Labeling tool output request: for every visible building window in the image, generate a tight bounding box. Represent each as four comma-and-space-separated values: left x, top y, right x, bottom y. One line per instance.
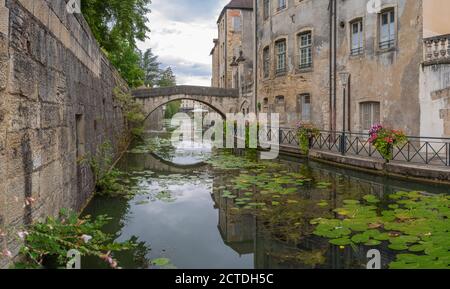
275, 39, 286, 74
263, 0, 270, 20
277, 0, 286, 11
263, 46, 270, 78
298, 94, 311, 122
275, 95, 285, 104
232, 16, 241, 32
351, 19, 364, 55
379, 9, 395, 49
360, 102, 380, 131
298, 31, 312, 69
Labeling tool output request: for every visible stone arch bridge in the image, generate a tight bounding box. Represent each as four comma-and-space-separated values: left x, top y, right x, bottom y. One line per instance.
132, 86, 240, 118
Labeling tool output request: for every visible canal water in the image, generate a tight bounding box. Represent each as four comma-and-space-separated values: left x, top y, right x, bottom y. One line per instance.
81, 127, 449, 269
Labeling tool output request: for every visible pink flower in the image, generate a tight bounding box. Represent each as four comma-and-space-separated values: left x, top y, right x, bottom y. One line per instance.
2, 249, 12, 259
81, 234, 93, 243
17, 231, 29, 240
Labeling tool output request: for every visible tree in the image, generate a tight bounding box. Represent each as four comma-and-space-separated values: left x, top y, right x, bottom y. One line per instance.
158, 67, 176, 88
107, 40, 145, 88
81, 0, 151, 87
164, 100, 181, 119
81, 0, 151, 52
140, 49, 161, 88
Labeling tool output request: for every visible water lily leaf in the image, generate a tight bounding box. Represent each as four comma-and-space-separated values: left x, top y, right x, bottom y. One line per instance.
388, 243, 409, 251
317, 201, 329, 207
408, 244, 426, 252
152, 258, 171, 266
363, 195, 380, 204
365, 239, 382, 246
351, 233, 370, 244
329, 237, 351, 246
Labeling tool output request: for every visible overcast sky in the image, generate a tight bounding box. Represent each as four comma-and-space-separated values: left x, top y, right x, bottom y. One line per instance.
137, 0, 229, 86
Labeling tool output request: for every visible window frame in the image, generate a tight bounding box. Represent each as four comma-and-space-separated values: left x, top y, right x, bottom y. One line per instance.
275, 39, 287, 75
263, 0, 270, 20
378, 8, 396, 50
350, 18, 364, 56
277, 0, 287, 12
298, 93, 312, 122
360, 102, 381, 131
263, 46, 270, 78
298, 31, 313, 69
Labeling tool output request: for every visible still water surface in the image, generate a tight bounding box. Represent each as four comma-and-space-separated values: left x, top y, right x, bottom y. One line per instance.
82, 129, 449, 269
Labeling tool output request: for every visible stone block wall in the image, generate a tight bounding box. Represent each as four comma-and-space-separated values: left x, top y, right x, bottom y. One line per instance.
0, 0, 128, 267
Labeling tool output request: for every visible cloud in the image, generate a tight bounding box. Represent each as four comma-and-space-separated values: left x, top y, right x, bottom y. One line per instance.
159, 56, 211, 77
151, 0, 227, 23
137, 0, 230, 86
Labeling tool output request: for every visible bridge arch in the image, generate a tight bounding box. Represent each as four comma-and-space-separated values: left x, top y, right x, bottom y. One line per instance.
132, 86, 240, 120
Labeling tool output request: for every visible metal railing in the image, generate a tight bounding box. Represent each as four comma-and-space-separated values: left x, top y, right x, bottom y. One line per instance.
258, 128, 450, 167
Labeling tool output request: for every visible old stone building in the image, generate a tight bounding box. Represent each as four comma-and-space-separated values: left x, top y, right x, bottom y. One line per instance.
212, 0, 255, 113
214, 0, 450, 137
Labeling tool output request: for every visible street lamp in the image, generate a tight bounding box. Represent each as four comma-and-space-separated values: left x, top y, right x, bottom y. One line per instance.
339, 72, 350, 155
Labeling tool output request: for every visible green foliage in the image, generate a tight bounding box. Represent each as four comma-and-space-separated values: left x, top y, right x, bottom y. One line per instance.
107, 41, 145, 87
81, 0, 151, 52
114, 88, 146, 138
296, 123, 319, 155
368, 125, 408, 161
14, 209, 135, 269
310, 191, 450, 269
158, 67, 177, 88
81, 0, 151, 87
165, 100, 181, 119
90, 142, 129, 197
141, 48, 161, 88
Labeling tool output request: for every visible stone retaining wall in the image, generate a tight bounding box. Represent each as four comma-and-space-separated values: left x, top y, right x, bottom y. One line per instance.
0, 0, 128, 267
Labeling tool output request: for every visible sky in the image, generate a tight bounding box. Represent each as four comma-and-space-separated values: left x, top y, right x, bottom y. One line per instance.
137, 0, 230, 86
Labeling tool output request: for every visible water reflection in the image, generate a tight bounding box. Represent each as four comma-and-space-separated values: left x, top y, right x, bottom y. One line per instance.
82, 131, 449, 269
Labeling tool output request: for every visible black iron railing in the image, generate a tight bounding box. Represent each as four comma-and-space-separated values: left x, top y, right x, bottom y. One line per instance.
257, 128, 450, 167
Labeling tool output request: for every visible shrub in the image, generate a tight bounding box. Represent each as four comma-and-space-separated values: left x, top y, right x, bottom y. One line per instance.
90, 142, 129, 197
14, 209, 134, 269
296, 122, 319, 155
114, 87, 146, 138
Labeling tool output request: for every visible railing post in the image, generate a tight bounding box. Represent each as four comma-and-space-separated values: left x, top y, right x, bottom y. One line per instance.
341, 131, 346, 155
447, 142, 450, 166
279, 129, 283, 145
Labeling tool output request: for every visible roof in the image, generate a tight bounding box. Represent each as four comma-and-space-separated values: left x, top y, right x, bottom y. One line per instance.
217, 0, 253, 23
225, 0, 253, 10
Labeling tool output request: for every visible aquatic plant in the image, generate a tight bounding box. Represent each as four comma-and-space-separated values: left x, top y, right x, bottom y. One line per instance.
13, 209, 135, 269
89, 142, 131, 198
310, 191, 450, 269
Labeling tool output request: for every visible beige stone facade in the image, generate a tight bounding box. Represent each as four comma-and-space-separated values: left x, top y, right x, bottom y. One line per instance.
213, 0, 254, 114
212, 0, 450, 137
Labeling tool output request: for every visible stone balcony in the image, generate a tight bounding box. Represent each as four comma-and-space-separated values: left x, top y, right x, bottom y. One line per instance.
423, 34, 450, 66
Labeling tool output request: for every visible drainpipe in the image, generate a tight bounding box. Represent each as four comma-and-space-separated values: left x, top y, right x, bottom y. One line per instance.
329, 0, 333, 131
225, 11, 228, 88
253, 0, 258, 115
333, 0, 337, 132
